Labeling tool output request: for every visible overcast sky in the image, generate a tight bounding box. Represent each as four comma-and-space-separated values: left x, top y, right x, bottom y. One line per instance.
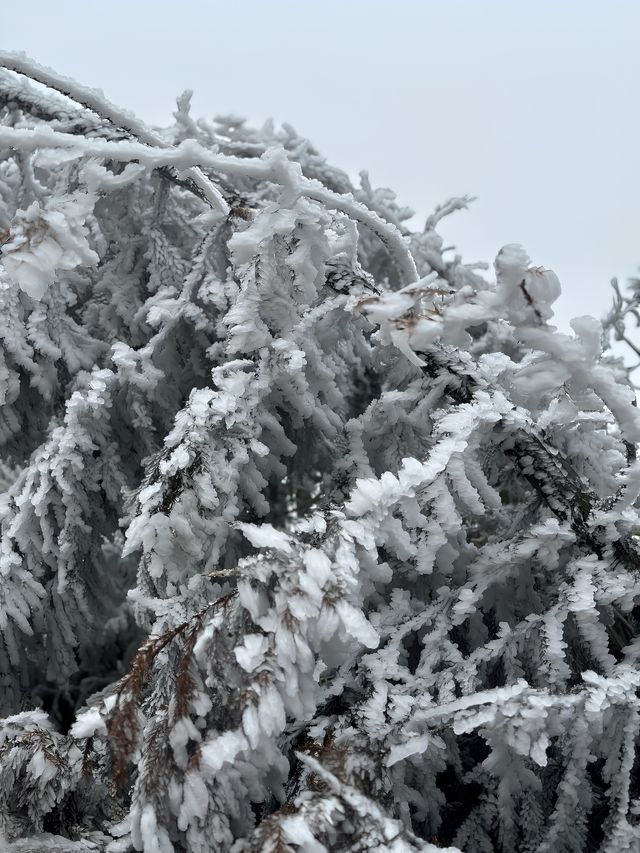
3, 1, 639, 332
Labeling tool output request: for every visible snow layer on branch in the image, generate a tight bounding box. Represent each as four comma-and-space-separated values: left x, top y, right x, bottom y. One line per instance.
1, 193, 98, 298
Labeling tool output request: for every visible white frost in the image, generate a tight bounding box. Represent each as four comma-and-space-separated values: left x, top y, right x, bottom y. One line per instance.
1, 193, 98, 299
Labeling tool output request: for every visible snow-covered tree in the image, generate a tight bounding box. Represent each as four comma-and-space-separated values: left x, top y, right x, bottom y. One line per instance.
1, 52, 640, 852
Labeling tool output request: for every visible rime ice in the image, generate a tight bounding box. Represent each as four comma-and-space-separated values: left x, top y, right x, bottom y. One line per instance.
1, 50, 640, 853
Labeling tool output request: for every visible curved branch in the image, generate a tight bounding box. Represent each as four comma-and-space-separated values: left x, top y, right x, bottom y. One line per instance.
0, 51, 229, 216
0, 125, 419, 285
302, 178, 418, 285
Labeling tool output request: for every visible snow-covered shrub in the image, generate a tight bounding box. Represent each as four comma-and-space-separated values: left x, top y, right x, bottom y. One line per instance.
1, 51, 640, 852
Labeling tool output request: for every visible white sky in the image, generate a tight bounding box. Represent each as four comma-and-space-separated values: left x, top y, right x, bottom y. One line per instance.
3, 0, 639, 332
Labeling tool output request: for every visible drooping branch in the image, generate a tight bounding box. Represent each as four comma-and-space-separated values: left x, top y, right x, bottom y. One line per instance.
0, 124, 419, 285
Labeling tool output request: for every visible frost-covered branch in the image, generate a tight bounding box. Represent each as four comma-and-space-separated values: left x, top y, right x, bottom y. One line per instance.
0, 125, 418, 284
0, 51, 229, 216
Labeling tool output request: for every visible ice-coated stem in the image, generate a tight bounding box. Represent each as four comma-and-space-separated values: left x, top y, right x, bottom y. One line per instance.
0, 50, 230, 216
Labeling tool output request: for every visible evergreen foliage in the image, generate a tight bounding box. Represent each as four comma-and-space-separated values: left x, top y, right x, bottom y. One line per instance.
1, 52, 640, 852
